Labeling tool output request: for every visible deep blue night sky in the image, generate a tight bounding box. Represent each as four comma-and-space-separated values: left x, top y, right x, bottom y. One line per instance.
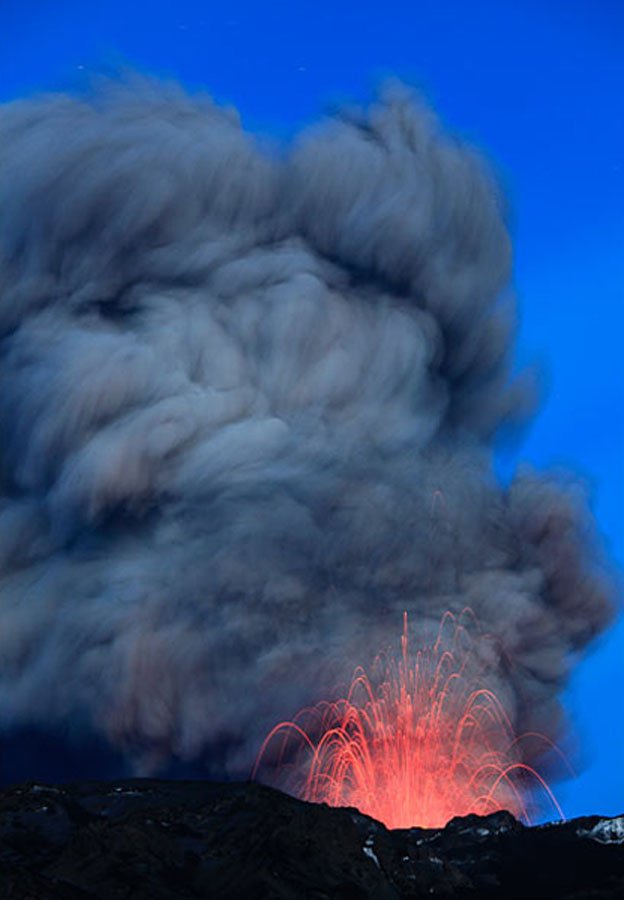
1, 0, 622, 819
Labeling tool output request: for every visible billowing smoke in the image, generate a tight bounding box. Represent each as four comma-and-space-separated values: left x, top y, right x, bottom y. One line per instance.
0, 77, 614, 778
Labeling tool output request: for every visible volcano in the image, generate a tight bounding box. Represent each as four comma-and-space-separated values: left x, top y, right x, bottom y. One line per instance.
0, 76, 617, 832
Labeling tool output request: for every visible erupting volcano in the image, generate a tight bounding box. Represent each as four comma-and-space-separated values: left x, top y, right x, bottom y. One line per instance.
0, 76, 615, 790
255, 611, 564, 829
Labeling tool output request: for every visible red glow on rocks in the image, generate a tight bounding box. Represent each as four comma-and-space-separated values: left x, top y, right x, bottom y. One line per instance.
253, 611, 563, 829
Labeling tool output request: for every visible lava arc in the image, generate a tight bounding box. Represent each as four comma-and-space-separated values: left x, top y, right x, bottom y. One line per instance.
254, 611, 564, 829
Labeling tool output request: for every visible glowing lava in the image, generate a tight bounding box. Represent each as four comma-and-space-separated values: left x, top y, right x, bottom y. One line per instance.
253, 611, 564, 829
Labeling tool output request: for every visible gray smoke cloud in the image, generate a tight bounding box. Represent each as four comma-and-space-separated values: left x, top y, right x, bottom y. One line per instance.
0, 76, 614, 777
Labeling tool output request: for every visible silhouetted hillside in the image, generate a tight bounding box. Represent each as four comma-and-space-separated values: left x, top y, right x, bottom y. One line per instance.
0, 779, 623, 898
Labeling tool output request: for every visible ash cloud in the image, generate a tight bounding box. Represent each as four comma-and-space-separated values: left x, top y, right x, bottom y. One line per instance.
0, 77, 614, 777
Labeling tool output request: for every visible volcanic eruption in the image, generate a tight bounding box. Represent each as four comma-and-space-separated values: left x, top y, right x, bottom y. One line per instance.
253, 610, 567, 828
0, 76, 614, 819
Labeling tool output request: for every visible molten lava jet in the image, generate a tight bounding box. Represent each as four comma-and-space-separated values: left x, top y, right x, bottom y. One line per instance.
254, 612, 564, 829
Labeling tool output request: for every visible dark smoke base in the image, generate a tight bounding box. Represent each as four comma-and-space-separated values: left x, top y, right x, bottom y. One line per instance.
0, 75, 614, 779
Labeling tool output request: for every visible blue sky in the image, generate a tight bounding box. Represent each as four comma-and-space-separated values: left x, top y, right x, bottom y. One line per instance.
1, 0, 622, 819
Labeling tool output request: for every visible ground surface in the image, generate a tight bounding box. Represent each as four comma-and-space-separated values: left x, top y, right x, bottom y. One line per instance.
0, 779, 622, 898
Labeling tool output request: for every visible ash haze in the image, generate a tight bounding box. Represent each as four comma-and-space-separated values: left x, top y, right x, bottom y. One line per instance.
0, 76, 615, 784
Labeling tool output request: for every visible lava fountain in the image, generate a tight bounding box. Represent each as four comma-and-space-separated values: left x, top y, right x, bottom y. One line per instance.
253, 611, 564, 829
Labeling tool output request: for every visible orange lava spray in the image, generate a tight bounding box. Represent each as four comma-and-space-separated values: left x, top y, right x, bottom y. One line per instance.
253, 610, 564, 829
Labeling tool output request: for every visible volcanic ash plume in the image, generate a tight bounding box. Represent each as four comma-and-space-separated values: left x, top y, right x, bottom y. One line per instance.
0, 77, 614, 778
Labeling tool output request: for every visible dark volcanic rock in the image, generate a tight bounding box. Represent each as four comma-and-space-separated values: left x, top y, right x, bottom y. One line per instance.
0, 780, 622, 899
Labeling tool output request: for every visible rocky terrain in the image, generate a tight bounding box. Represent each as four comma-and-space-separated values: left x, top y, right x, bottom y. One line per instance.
0, 779, 622, 899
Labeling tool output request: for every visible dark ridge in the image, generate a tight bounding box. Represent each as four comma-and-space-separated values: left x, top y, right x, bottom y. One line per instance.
1, 778, 622, 899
